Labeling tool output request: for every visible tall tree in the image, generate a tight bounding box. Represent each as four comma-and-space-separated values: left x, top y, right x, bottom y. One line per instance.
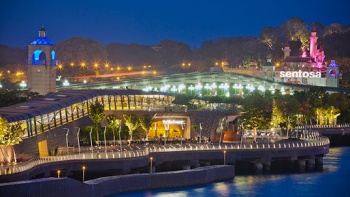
123, 113, 139, 142
0, 116, 24, 163
280, 17, 309, 47
260, 26, 283, 50
105, 115, 121, 146
89, 101, 105, 146
139, 114, 153, 140
241, 90, 272, 129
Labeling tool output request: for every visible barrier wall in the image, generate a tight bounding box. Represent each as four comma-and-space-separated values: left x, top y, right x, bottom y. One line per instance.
0, 165, 234, 197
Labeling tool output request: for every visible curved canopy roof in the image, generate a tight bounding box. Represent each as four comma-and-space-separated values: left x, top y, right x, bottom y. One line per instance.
0, 89, 176, 122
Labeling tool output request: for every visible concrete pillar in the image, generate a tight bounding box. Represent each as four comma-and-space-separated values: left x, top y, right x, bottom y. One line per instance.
306, 158, 315, 171
297, 160, 306, 172
254, 162, 263, 173
315, 157, 324, 170
263, 161, 271, 172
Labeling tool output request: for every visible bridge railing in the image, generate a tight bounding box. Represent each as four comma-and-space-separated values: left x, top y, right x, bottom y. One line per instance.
0, 135, 329, 176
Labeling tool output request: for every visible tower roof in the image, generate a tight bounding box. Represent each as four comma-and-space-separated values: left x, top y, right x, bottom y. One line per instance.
29, 27, 55, 46
264, 58, 274, 67
29, 37, 55, 45
328, 60, 338, 67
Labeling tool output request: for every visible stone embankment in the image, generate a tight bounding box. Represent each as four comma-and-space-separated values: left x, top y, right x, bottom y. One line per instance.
0, 165, 234, 197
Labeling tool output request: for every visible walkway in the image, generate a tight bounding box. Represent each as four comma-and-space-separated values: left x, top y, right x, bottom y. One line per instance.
0, 132, 329, 176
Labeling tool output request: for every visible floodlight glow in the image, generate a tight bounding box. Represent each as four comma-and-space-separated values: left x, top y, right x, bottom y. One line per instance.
258, 85, 265, 92
63, 80, 69, 86
171, 86, 177, 92
178, 84, 185, 92
246, 84, 255, 92
195, 83, 202, 90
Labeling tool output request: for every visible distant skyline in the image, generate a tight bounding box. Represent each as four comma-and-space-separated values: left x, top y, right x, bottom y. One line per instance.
0, 0, 349, 48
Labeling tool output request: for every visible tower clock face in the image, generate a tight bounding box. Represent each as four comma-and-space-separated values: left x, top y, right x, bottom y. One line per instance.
265, 69, 271, 75
328, 69, 337, 77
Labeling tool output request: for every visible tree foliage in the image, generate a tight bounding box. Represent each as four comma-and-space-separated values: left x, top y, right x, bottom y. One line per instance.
123, 113, 139, 141
56, 37, 108, 64
139, 114, 153, 139
0, 90, 41, 108
89, 101, 105, 124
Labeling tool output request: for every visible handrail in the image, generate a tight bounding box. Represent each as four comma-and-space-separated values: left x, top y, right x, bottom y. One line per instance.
0, 134, 329, 176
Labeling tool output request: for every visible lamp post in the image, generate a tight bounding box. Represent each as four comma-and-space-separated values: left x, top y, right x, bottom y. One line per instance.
118, 125, 122, 152
199, 123, 203, 144
63, 128, 69, 155
164, 122, 170, 146
89, 126, 93, 155
57, 170, 61, 178
150, 156, 153, 173
75, 127, 81, 155
240, 121, 245, 147
181, 122, 184, 145
103, 126, 107, 153
82, 166, 86, 182
223, 150, 227, 165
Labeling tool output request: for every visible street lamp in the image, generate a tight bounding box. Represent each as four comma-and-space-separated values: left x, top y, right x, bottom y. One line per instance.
150, 156, 153, 173
63, 128, 69, 155
240, 121, 245, 147
118, 125, 122, 151
199, 123, 203, 144
75, 127, 81, 155
57, 170, 61, 178
89, 126, 93, 155
19, 81, 27, 89
103, 126, 107, 153
223, 150, 227, 165
82, 166, 86, 182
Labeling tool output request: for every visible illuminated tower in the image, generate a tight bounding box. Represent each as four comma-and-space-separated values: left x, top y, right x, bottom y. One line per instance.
282, 42, 291, 60
310, 28, 318, 61
326, 60, 340, 87
27, 27, 57, 95
262, 57, 275, 81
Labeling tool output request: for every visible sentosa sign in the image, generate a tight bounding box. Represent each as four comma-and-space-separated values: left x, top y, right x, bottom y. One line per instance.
279, 70, 321, 78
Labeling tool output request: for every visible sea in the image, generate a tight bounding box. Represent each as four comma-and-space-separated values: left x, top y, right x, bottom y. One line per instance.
114, 147, 350, 197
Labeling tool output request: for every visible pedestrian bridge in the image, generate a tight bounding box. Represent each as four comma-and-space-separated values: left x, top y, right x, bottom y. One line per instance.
0, 133, 329, 183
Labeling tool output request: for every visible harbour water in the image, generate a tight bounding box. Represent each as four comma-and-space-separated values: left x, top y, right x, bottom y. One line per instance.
115, 147, 350, 197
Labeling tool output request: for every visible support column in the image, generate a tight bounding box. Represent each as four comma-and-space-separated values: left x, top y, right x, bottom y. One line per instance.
263, 161, 271, 172
253, 162, 263, 173
315, 157, 324, 170
297, 159, 306, 172
306, 158, 315, 171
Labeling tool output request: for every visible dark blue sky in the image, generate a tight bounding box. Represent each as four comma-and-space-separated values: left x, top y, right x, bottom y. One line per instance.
0, 0, 349, 48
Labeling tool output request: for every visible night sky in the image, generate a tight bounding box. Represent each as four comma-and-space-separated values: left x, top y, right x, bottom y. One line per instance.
0, 0, 349, 48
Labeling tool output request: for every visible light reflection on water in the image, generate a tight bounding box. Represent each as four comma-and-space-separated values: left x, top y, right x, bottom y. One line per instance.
114, 147, 350, 197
